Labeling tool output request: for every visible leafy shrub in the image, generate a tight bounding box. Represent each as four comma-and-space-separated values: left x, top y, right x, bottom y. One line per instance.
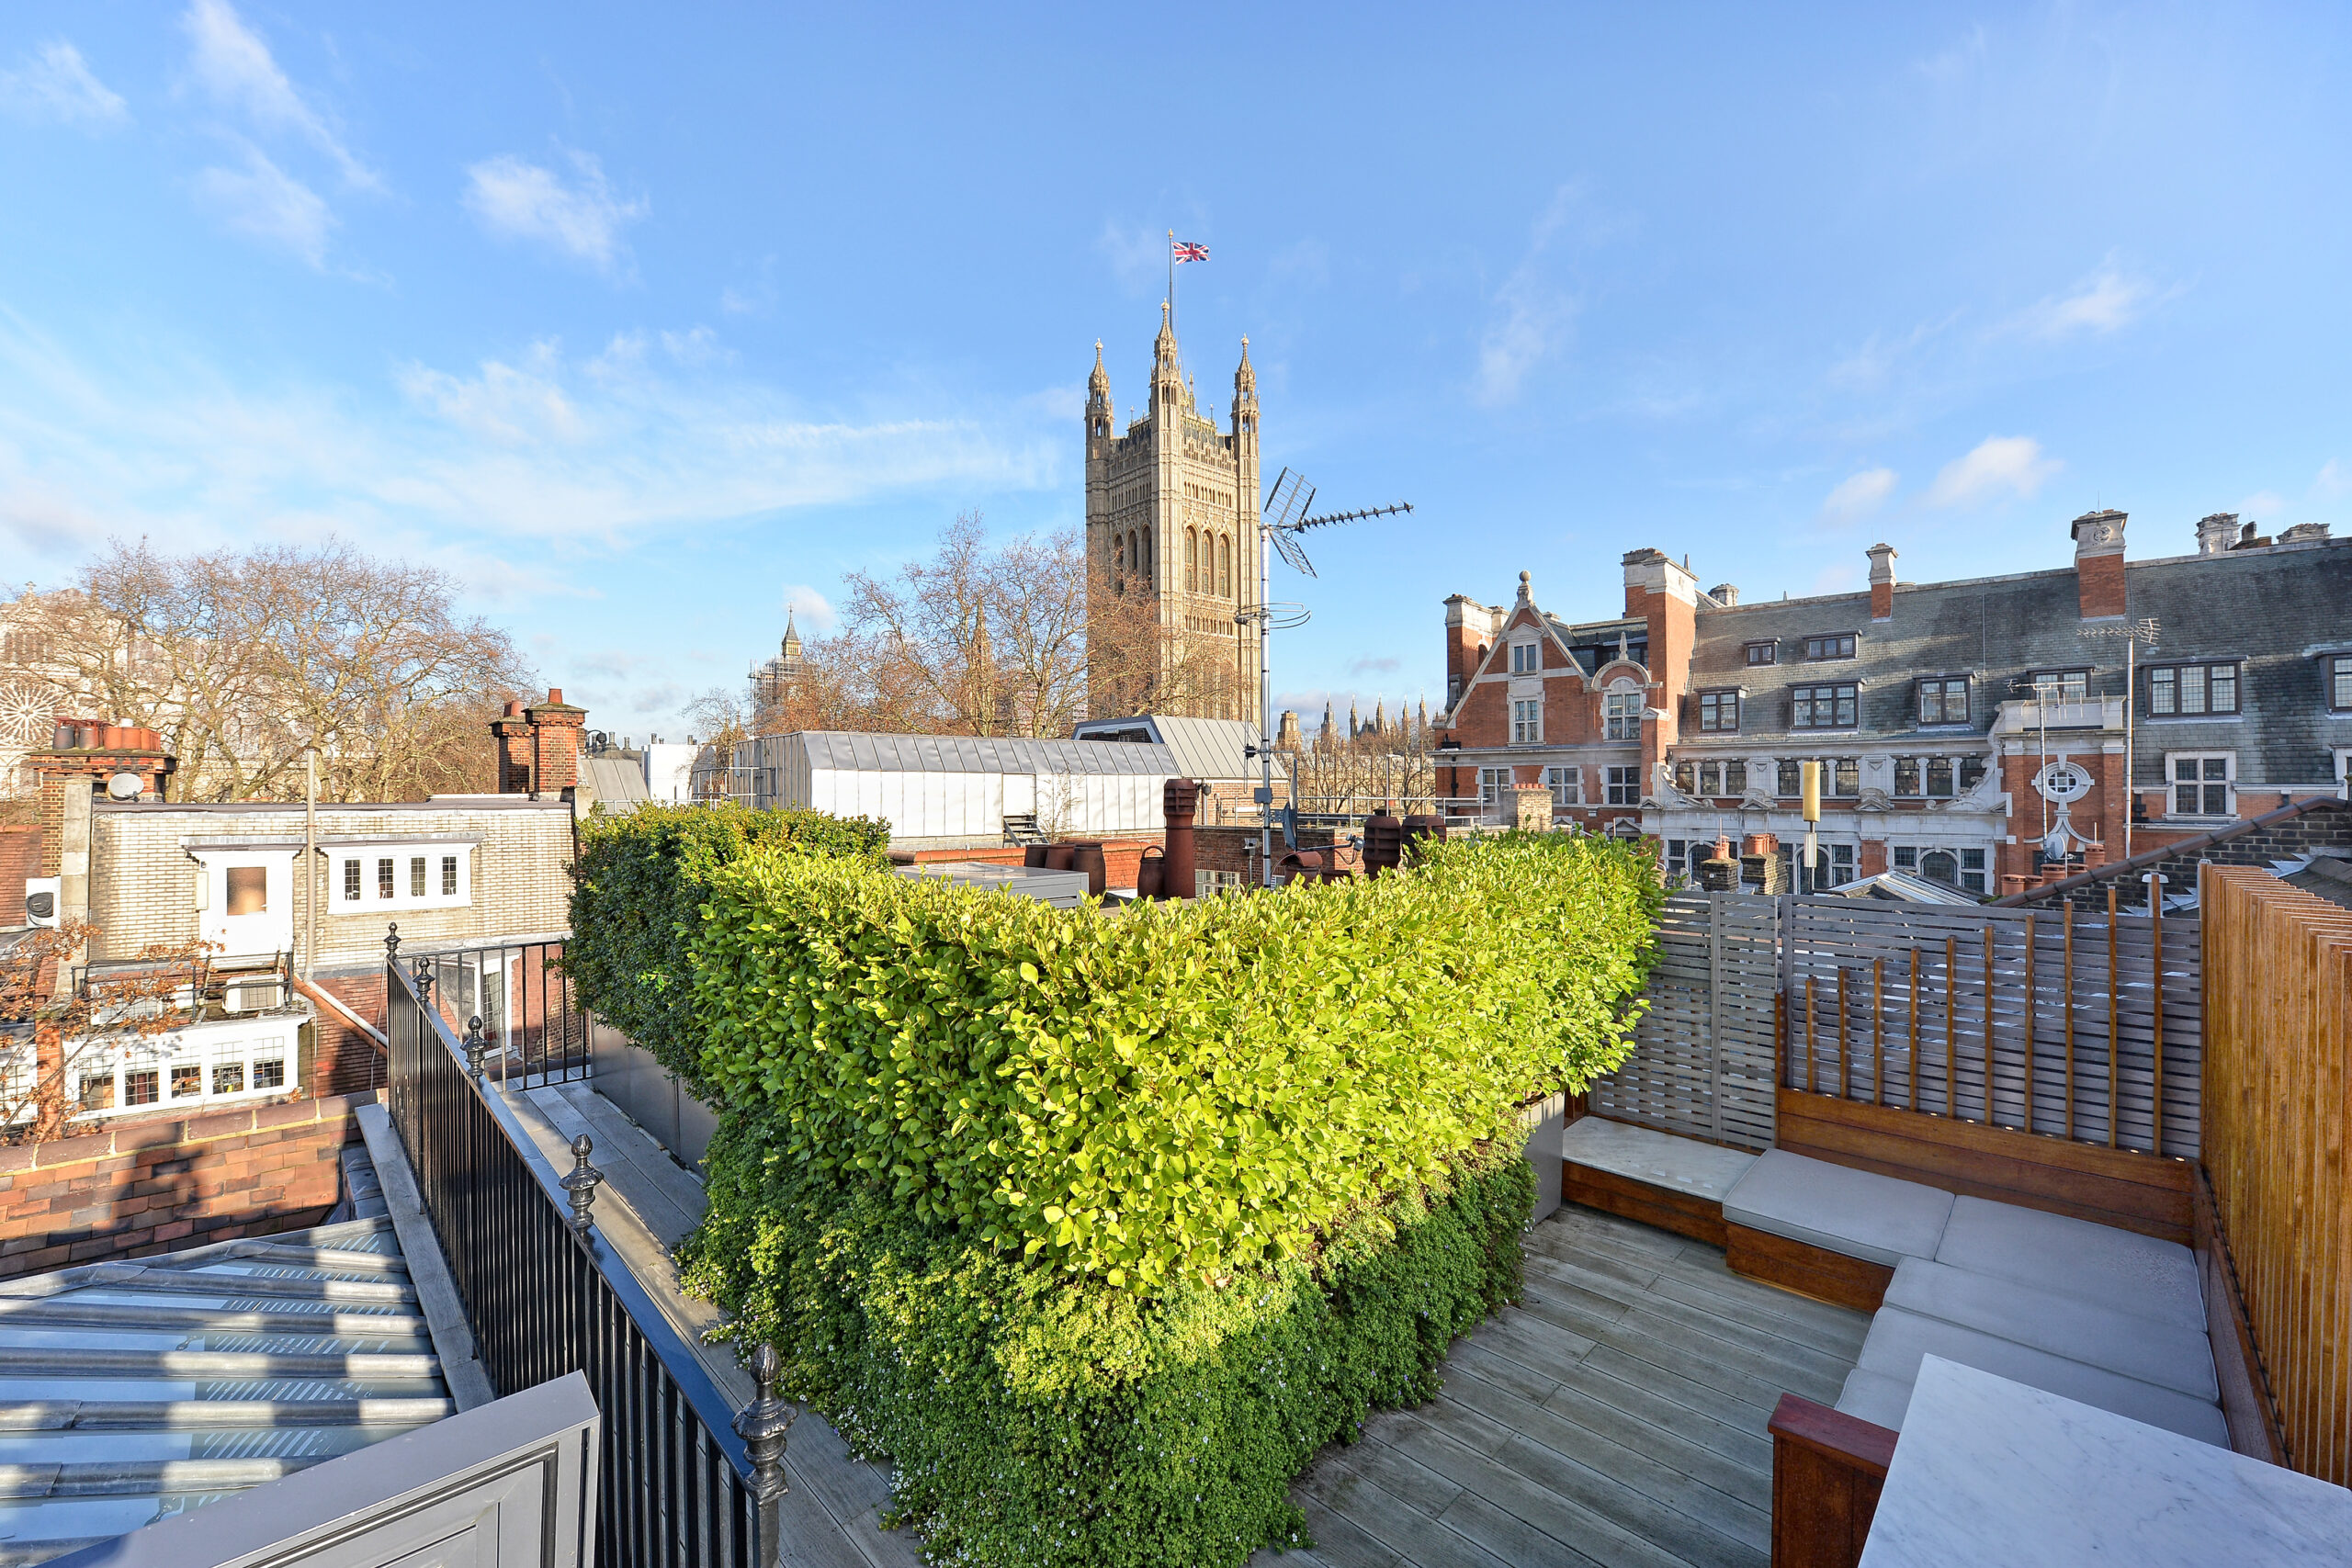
565, 801, 888, 1084
690, 831, 1657, 1292
680, 1121, 1534, 1568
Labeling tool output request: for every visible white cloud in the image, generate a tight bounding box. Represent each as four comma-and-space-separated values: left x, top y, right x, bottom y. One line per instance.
0, 40, 129, 128
2315, 459, 2349, 500
1348, 655, 1403, 678
2010, 262, 2165, 340
1926, 435, 2061, 508
781, 584, 836, 635
1473, 186, 1585, 407
1096, 219, 1168, 294
191, 143, 334, 268
662, 326, 728, 367
1819, 468, 1898, 525
182, 0, 378, 190
463, 149, 647, 276
1811, 562, 1861, 595
0, 311, 1058, 561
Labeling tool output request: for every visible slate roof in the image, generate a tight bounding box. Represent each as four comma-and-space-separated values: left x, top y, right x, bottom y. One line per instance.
0, 1213, 452, 1565
794, 731, 1179, 776
1683, 536, 2352, 786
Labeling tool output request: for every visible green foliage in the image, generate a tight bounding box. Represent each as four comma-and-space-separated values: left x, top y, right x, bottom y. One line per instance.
565, 801, 888, 1084
680, 1121, 1534, 1568
691, 830, 1658, 1292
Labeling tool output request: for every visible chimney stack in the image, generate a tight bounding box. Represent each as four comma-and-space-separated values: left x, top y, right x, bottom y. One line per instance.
1442, 594, 1492, 713
1866, 544, 1897, 621
492, 689, 587, 795
1708, 583, 1739, 607
2070, 509, 2128, 619
2195, 513, 2238, 557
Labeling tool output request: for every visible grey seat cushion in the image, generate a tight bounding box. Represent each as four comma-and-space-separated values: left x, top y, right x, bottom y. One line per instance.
1561, 1117, 1758, 1201
1832, 1368, 1914, 1432
1932, 1196, 2204, 1331
1720, 1150, 1954, 1266
1858, 1307, 2228, 1448
1883, 1258, 2218, 1402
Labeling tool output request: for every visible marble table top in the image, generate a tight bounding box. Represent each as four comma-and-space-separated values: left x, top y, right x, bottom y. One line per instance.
1860, 1356, 2352, 1567
1560, 1115, 1757, 1200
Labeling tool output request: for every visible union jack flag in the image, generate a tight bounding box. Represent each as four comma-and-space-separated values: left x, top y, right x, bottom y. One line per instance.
1172, 240, 1209, 263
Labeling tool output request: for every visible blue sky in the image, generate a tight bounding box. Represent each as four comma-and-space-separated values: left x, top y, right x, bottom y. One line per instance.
3, 4, 2346, 740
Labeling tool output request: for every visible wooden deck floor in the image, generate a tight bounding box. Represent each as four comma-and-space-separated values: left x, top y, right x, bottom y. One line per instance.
1252, 1202, 1871, 1568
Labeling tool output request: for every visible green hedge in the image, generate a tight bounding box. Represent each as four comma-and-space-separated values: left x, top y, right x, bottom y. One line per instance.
565, 801, 888, 1084
679, 1122, 1534, 1568
690, 831, 1659, 1292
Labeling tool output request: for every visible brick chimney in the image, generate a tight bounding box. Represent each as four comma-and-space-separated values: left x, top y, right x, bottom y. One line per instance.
526, 688, 586, 794
2071, 509, 2128, 619
491, 690, 587, 794
1866, 543, 1897, 621
31, 720, 175, 874
1442, 594, 1493, 713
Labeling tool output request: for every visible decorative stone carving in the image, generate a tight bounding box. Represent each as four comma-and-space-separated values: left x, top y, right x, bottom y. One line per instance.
1854, 786, 1893, 813
1939, 763, 2007, 814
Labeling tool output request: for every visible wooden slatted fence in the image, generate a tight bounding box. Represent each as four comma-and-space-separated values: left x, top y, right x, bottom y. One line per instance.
1782, 880, 2201, 1161
1593, 893, 1780, 1150
2200, 866, 2352, 1484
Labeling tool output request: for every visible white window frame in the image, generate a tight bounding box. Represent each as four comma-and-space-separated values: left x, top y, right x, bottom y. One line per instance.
2165, 751, 2235, 818
334, 842, 475, 913
1510, 640, 1539, 674
1476, 766, 1510, 807
1511, 698, 1543, 745
1544, 765, 1580, 807
1604, 764, 1640, 806
1603, 684, 1642, 741
62, 1021, 301, 1124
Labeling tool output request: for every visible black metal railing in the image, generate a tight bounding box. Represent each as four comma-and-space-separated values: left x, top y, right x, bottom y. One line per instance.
394, 928, 593, 1089
383, 941, 791, 1566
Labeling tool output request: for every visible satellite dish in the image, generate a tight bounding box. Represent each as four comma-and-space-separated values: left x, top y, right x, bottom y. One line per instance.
106, 772, 142, 800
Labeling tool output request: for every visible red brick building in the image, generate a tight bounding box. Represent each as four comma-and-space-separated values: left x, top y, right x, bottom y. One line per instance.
1437, 511, 2352, 897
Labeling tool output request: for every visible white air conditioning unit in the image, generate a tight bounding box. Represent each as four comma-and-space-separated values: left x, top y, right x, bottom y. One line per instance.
24, 877, 61, 929
223, 978, 283, 1015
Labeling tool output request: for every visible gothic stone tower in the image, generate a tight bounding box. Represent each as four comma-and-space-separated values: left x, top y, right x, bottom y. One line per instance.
1084, 303, 1262, 728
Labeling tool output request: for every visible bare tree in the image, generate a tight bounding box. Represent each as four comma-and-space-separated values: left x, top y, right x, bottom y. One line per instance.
1, 540, 534, 803
0, 921, 211, 1143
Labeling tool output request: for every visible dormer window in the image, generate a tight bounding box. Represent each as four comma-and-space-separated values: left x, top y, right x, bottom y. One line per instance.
1803, 633, 1857, 661
1697, 689, 1740, 732
1917, 676, 1970, 726
1746, 641, 1777, 666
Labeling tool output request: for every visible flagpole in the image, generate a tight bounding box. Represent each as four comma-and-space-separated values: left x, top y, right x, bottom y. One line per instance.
1167, 230, 1175, 338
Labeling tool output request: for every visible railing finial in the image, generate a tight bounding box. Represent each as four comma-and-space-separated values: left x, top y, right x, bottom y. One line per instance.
560, 1134, 604, 1233
734, 1341, 794, 1510
464, 1016, 487, 1082
412, 953, 435, 1002
383, 922, 401, 961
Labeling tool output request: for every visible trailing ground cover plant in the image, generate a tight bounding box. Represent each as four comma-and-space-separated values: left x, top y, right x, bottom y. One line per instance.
688, 830, 1658, 1291
564, 801, 888, 1084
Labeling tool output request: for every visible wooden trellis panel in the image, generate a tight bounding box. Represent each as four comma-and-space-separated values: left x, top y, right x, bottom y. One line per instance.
1594, 894, 1781, 1150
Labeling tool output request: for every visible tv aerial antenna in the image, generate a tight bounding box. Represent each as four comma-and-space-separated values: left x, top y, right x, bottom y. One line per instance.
1260, 467, 1414, 579
1238, 467, 1416, 886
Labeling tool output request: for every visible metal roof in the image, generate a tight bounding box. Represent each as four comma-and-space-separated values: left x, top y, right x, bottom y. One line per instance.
1816, 868, 1985, 905
794, 731, 1178, 776
1073, 716, 1258, 780
581, 756, 647, 806
0, 1201, 452, 1565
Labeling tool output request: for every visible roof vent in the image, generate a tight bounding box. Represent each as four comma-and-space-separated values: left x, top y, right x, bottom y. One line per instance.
1708, 582, 1739, 607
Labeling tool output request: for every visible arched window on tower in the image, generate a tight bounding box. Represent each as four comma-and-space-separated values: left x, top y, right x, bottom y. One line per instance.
1186, 529, 1198, 592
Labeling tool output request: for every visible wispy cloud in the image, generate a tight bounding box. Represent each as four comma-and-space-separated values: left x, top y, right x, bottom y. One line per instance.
1926, 435, 2060, 508
0, 310, 1058, 562
1096, 219, 1170, 295
1819, 468, 1898, 525
2315, 459, 2348, 501
781, 583, 836, 635
0, 40, 129, 128
1347, 654, 1402, 678
463, 149, 647, 276
191, 142, 334, 268
1473, 186, 1587, 407
182, 0, 379, 191
2007, 260, 2168, 341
